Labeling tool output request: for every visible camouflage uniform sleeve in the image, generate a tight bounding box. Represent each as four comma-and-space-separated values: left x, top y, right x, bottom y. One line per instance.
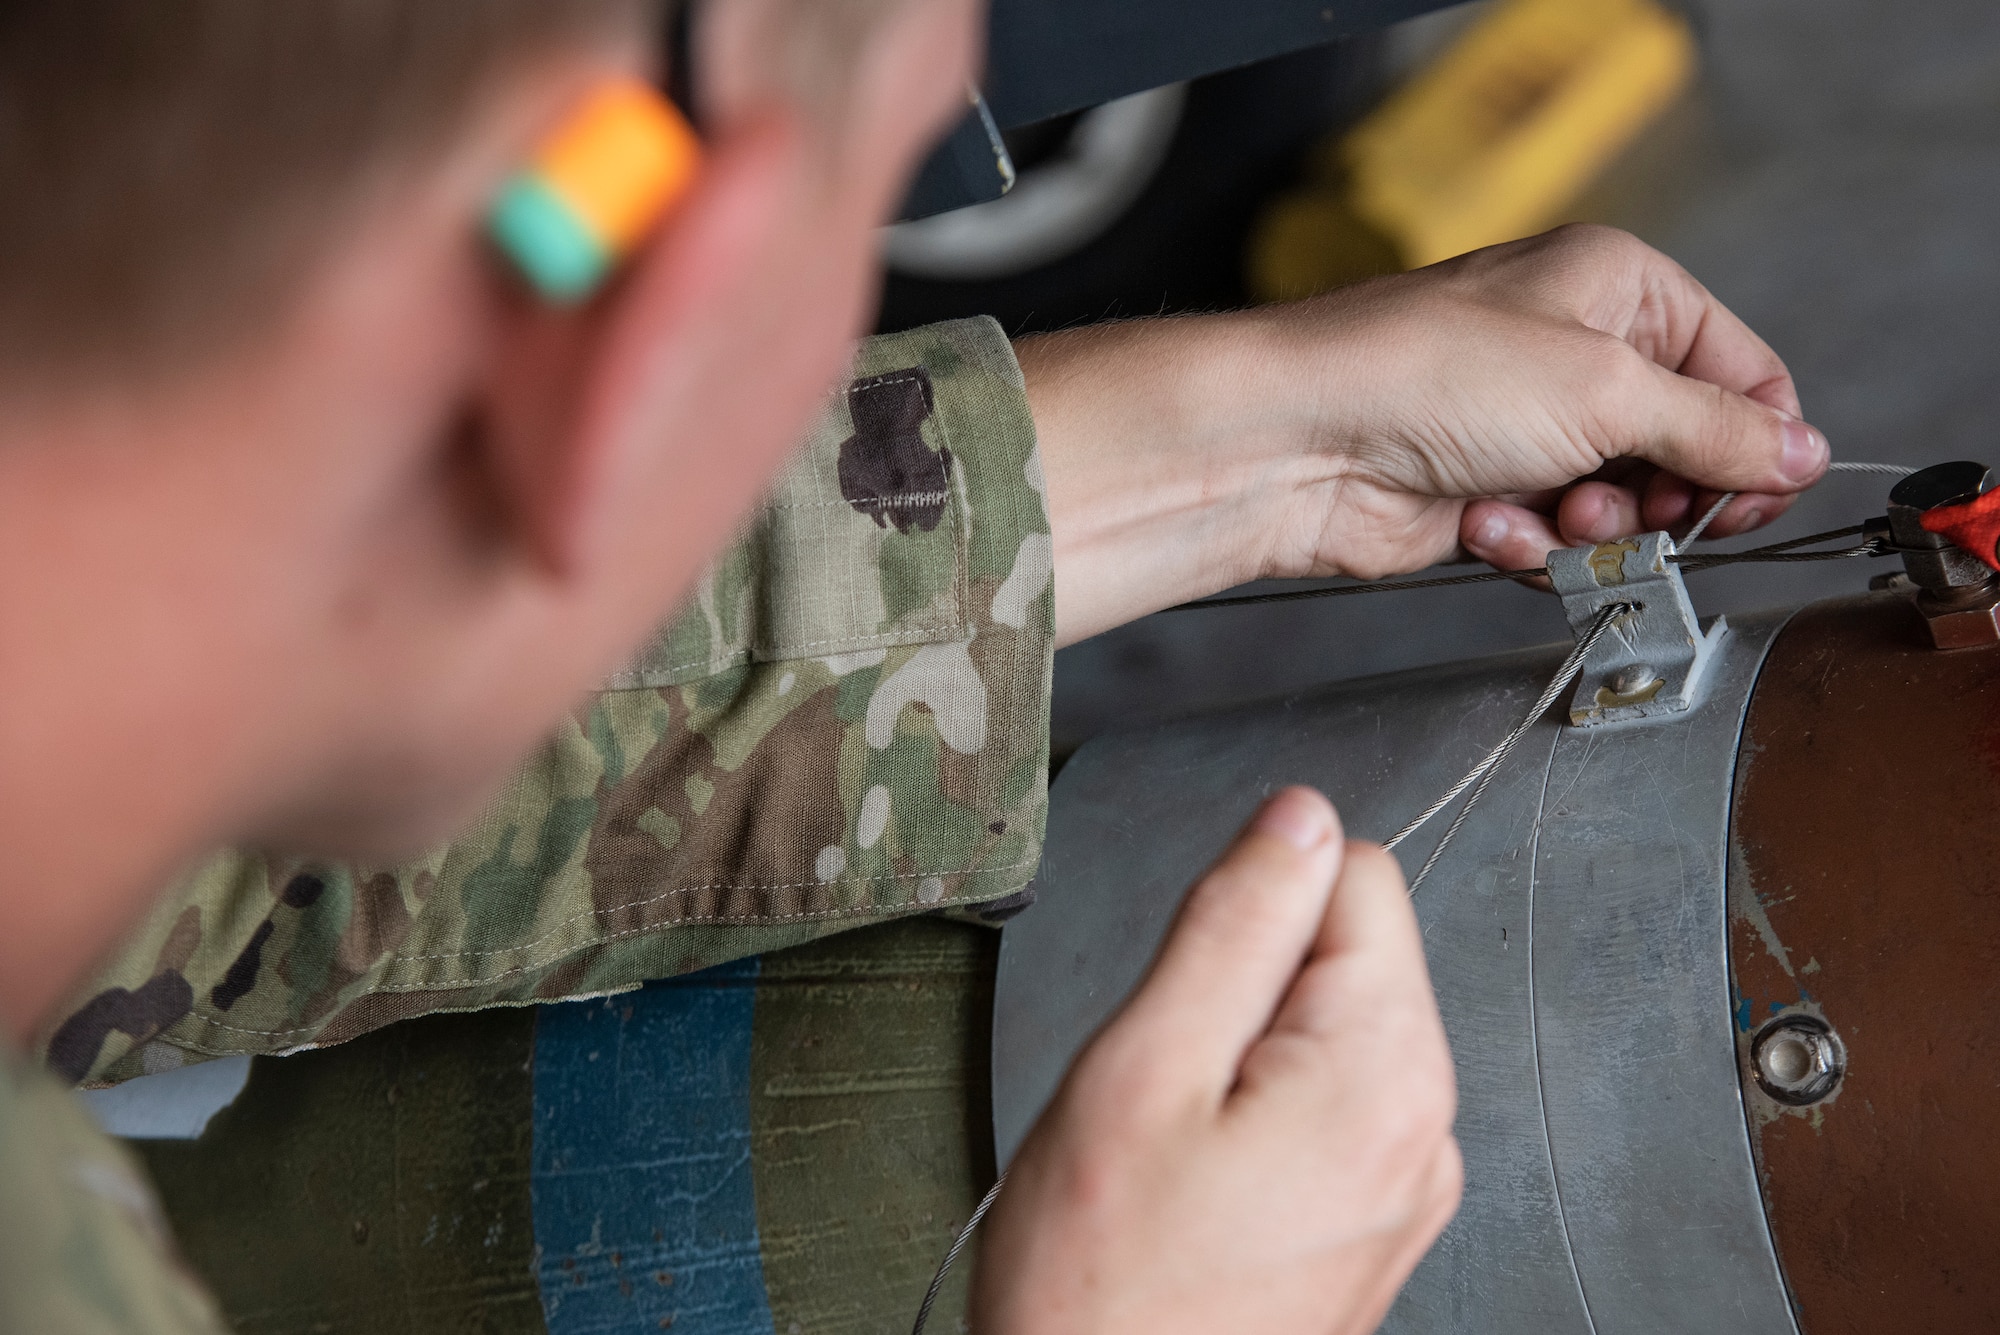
0, 1044, 230, 1333
46, 317, 1054, 1087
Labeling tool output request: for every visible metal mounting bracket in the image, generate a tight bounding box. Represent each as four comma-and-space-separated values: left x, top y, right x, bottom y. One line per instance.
1546, 532, 1729, 727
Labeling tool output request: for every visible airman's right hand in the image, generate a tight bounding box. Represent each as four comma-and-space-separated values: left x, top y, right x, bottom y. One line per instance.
974, 785, 1462, 1335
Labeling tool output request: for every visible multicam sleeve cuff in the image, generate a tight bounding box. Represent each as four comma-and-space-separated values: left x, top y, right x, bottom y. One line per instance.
45, 317, 1054, 1086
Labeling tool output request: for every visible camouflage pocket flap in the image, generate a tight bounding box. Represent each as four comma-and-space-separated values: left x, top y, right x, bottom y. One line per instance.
610, 360, 971, 689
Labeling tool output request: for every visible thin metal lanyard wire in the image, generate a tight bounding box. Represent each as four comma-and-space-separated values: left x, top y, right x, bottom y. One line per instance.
1379, 601, 1630, 891
1161, 516, 1895, 887
909, 462, 1917, 1334
1683, 460, 1913, 544
1206, 463, 1912, 888
910, 1174, 1007, 1335
1373, 521, 1890, 891
1160, 522, 1882, 612
1161, 461, 1912, 614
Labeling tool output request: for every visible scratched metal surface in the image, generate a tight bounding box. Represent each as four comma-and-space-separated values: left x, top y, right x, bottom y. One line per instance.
995, 611, 1800, 1333
1730, 594, 2000, 1333
1525, 608, 1798, 1334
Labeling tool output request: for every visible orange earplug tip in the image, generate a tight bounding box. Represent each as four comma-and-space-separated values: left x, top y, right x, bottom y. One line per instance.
487, 77, 703, 304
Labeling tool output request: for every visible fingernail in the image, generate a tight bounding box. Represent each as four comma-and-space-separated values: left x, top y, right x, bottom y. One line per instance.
1254, 787, 1331, 852
1472, 512, 1508, 550
1780, 420, 1828, 483
1740, 506, 1766, 529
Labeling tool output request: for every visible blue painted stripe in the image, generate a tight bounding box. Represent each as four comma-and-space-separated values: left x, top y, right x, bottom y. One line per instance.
532, 959, 774, 1335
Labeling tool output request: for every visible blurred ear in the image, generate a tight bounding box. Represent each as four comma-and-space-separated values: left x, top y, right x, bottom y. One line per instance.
472, 106, 804, 579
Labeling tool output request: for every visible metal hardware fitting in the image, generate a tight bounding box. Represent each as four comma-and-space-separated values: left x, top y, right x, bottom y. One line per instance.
1884, 461, 2000, 649
1546, 531, 1727, 727
1750, 1013, 1846, 1106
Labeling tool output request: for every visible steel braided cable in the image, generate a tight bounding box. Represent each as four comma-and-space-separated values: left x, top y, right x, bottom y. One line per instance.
1674, 541, 1879, 570
910, 1173, 1008, 1335
1381, 603, 1630, 874
1703, 523, 1864, 553
1823, 461, 1919, 476
1682, 460, 1913, 545
1163, 527, 1883, 612
1159, 565, 1548, 611
1166, 463, 1909, 613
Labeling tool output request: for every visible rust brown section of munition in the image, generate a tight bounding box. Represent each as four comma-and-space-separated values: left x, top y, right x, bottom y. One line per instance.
1730, 592, 2000, 1332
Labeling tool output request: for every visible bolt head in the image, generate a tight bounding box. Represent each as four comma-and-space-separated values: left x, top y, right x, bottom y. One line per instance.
1608, 663, 1656, 696
1751, 1015, 1845, 1105
1919, 585, 2000, 649
1888, 460, 1990, 512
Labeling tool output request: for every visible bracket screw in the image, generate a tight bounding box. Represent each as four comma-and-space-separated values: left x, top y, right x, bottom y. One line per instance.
1607, 663, 1657, 696
1751, 1015, 1845, 1105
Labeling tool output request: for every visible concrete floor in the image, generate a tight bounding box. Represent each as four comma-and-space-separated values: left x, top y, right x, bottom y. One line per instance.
1051, 0, 2000, 752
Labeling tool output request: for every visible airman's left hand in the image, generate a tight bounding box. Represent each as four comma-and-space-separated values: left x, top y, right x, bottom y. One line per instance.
1022, 223, 1829, 645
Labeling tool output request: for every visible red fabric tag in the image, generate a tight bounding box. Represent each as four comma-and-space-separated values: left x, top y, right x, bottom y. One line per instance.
1921, 489, 2000, 572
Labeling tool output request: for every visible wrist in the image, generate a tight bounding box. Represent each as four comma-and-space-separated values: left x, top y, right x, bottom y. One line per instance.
1019, 313, 1348, 642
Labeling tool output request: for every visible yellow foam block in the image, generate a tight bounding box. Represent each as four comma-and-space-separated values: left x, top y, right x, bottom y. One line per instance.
1344, 0, 1696, 268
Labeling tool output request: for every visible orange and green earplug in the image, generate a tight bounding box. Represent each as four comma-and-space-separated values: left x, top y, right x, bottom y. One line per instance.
488, 77, 702, 304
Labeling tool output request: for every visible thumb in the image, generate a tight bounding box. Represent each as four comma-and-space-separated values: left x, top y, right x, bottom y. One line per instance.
1610, 357, 1829, 495
1110, 786, 1345, 1102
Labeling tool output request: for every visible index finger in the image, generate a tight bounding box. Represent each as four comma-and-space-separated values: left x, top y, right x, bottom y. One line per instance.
1111, 787, 1346, 1100
1272, 840, 1437, 1040
1569, 228, 1803, 417
1231, 839, 1455, 1138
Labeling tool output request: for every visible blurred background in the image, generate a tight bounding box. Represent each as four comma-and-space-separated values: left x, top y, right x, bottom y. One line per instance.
874, 0, 2000, 758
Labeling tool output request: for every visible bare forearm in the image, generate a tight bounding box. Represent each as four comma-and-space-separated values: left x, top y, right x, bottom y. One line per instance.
1017, 227, 1827, 649
1020, 313, 1345, 646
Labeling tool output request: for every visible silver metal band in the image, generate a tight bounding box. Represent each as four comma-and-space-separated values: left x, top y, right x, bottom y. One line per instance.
993, 609, 1800, 1334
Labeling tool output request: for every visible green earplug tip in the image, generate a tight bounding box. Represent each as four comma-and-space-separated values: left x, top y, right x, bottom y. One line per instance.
488, 174, 611, 305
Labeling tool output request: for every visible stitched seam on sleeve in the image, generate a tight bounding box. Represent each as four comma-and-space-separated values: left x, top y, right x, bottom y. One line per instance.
388, 856, 1035, 963
175, 868, 1036, 1039
759, 492, 953, 511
